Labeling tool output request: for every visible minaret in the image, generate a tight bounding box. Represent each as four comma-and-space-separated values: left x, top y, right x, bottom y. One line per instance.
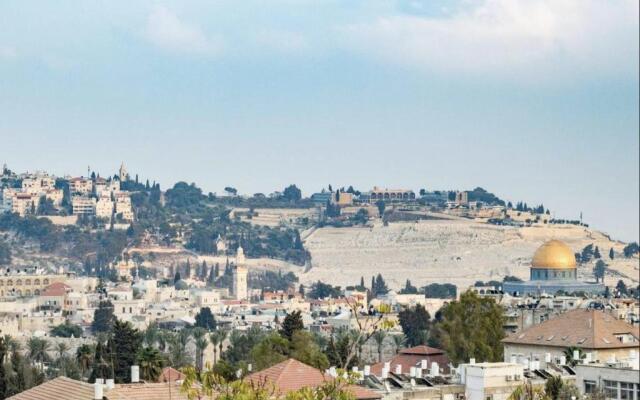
232, 245, 248, 300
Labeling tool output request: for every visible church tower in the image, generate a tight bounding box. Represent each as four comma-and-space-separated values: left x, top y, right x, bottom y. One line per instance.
232, 246, 248, 300
118, 162, 128, 182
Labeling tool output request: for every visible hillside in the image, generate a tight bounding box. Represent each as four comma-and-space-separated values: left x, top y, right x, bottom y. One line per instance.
298, 218, 639, 290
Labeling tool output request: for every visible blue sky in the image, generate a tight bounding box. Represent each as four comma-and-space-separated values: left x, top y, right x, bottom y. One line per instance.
0, 0, 638, 241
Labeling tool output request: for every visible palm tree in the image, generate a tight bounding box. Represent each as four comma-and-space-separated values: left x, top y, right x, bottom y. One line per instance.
392, 334, 406, 354
508, 382, 549, 400
56, 342, 69, 359
168, 331, 192, 368
209, 332, 220, 365
76, 344, 94, 380
143, 322, 159, 348
27, 337, 51, 365
372, 330, 386, 362
192, 328, 207, 371
212, 329, 228, 364
563, 346, 584, 367
137, 346, 164, 382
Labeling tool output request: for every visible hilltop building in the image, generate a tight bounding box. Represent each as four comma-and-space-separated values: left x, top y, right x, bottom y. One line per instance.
366, 187, 415, 203
503, 240, 604, 296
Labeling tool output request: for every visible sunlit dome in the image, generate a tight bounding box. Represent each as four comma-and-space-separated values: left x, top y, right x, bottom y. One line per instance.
531, 240, 576, 270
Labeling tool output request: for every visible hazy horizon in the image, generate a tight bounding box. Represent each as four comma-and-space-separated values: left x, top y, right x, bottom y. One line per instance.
1, 1, 638, 242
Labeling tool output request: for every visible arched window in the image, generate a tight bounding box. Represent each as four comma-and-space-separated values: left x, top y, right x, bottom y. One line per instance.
16, 279, 22, 286
43, 279, 50, 285
7, 280, 13, 286
34, 289, 40, 295
34, 279, 40, 285
25, 289, 31, 296
25, 279, 31, 285
0, 280, 4, 287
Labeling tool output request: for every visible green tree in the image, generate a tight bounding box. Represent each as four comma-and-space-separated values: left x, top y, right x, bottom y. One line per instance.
615, 280, 628, 296
195, 307, 217, 331
109, 320, 143, 383
89, 340, 112, 383
192, 328, 208, 371
439, 291, 505, 364
0, 240, 11, 265
593, 260, 606, 283
27, 337, 51, 364
250, 333, 289, 370
308, 281, 341, 299
398, 305, 431, 346
0, 336, 7, 399
137, 347, 165, 382
400, 279, 418, 294
375, 200, 385, 218
76, 344, 94, 380
623, 242, 639, 257
545, 376, 564, 400
289, 331, 329, 370
283, 185, 302, 202
563, 347, 584, 367
50, 321, 83, 338
372, 330, 386, 362
392, 334, 406, 354
609, 248, 614, 260
593, 246, 601, 259
279, 310, 304, 342
91, 301, 115, 333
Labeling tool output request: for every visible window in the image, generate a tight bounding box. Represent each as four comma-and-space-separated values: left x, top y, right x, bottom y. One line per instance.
584, 380, 597, 394
619, 382, 633, 400
122, 307, 126, 313
604, 380, 618, 399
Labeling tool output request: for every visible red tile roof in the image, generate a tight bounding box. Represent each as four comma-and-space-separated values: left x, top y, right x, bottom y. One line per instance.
7, 376, 93, 400
245, 358, 381, 399
371, 345, 450, 376
502, 309, 640, 349
40, 282, 71, 297
157, 367, 186, 383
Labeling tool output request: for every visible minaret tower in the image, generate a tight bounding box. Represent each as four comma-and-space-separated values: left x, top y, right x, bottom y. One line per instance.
232, 246, 248, 300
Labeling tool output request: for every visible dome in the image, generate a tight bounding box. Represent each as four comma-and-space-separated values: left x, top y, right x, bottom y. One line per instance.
531, 240, 576, 269
174, 279, 189, 290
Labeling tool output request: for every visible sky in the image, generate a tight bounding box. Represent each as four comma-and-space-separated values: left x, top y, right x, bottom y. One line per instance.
0, 0, 638, 242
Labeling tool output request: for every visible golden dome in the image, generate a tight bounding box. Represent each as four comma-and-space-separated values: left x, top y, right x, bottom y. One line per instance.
531, 240, 576, 269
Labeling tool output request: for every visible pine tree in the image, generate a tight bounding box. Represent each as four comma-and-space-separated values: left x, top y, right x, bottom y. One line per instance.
110, 320, 142, 383
279, 310, 304, 341
174, 271, 181, 283
0, 336, 7, 399
91, 301, 115, 333
185, 259, 191, 278
594, 246, 601, 259
609, 248, 614, 260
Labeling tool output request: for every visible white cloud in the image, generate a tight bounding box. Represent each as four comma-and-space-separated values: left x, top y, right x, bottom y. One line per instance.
255, 30, 309, 53
145, 6, 223, 56
342, 0, 639, 79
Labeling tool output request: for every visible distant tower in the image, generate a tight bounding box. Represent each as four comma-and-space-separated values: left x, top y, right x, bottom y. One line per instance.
232, 246, 248, 300
119, 162, 128, 182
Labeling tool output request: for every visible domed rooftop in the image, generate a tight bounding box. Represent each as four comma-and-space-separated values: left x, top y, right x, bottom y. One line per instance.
531, 240, 576, 269
174, 279, 189, 290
